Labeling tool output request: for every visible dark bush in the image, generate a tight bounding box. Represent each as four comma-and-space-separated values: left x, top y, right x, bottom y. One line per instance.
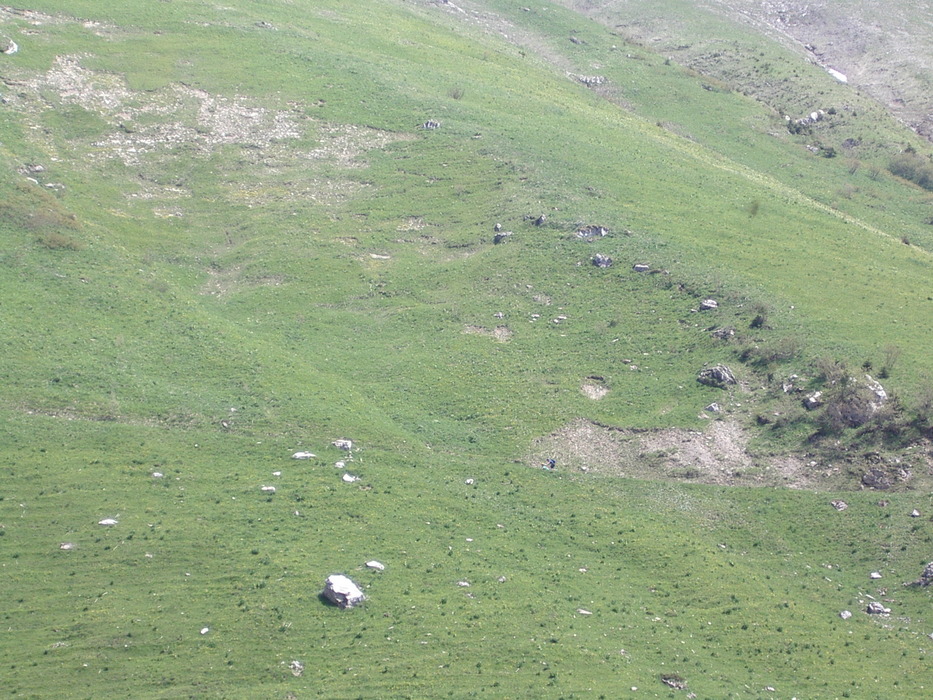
888, 152, 933, 191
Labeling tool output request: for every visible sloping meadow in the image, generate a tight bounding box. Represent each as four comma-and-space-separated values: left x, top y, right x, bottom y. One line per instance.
1, 0, 931, 696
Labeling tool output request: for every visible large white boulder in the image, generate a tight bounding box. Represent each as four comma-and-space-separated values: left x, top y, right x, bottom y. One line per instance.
322, 574, 365, 609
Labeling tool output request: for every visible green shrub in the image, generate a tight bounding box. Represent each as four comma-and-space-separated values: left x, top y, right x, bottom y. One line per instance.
888, 152, 933, 190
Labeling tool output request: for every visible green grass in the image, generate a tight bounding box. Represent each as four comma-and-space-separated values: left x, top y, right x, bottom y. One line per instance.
1, 0, 933, 697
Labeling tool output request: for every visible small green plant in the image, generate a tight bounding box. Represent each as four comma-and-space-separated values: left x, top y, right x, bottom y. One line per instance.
37, 232, 84, 251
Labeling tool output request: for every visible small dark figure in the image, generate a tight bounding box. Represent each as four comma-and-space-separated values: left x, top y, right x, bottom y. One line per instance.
542, 458, 556, 470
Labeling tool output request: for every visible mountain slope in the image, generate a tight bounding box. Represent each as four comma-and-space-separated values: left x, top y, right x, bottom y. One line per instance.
1, 1, 932, 697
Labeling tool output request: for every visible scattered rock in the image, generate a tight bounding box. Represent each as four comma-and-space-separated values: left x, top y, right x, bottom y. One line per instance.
98, 518, 118, 526
575, 224, 607, 240
493, 230, 512, 244
465, 478, 475, 485
710, 326, 735, 339
866, 601, 890, 615
803, 391, 823, 410
576, 608, 593, 615
830, 499, 848, 511
697, 364, 736, 388
591, 253, 613, 268
365, 560, 386, 571
632, 263, 650, 272
152, 471, 164, 478
497, 576, 507, 583
660, 674, 687, 690
839, 610, 852, 620
870, 571, 882, 579
289, 660, 304, 677
494, 223, 501, 232
342, 473, 360, 483
200, 627, 210, 635
335, 461, 346, 469
907, 561, 933, 587
911, 509, 921, 518
261, 485, 276, 493
533, 214, 547, 226
59, 542, 76, 551
332, 439, 353, 450
705, 402, 722, 413
861, 468, 891, 490
574, 74, 607, 87
699, 299, 718, 311
420, 119, 441, 130
291, 451, 315, 459
322, 574, 365, 609
457, 580, 471, 587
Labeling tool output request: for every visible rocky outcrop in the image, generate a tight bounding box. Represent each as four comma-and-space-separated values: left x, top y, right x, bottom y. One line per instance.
697, 364, 736, 388
908, 561, 933, 587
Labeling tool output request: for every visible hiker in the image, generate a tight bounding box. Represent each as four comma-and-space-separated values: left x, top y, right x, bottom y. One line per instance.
542, 458, 556, 470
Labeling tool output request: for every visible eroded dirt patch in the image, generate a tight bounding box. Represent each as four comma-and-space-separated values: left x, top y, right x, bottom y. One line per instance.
581, 383, 609, 400
9, 54, 410, 208
530, 417, 814, 488
464, 325, 513, 342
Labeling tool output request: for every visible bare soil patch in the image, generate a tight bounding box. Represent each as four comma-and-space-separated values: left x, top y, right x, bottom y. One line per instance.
530, 417, 818, 488
463, 325, 513, 342
581, 383, 609, 400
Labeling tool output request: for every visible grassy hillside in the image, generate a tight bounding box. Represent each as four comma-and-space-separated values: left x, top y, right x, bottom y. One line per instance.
1, 1, 932, 697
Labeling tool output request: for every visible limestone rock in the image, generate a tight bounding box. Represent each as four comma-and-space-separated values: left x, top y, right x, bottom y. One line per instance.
908, 561, 933, 587
866, 601, 890, 615
699, 299, 718, 311
575, 225, 608, 240
591, 253, 613, 268
697, 364, 736, 388
322, 574, 365, 609
803, 391, 823, 410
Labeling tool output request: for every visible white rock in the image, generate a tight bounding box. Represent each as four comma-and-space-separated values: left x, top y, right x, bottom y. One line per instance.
59, 542, 76, 550
98, 518, 118, 526
365, 560, 386, 571
457, 581, 471, 587
911, 509, 921, 517
465, 478, 474, 485
839, 610, 852, 620
291, 451, 315, 460
577, 608, 593, 615
200, 627, 209, 635
332, 439, 353, 450
272, 471, 281, 476
152, 472, 164, 478
322, 574, 365, 609
870, 571, 882, 579
334, 461, 346, 469
260, 485, 276, 493
342, 473, 359, 483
